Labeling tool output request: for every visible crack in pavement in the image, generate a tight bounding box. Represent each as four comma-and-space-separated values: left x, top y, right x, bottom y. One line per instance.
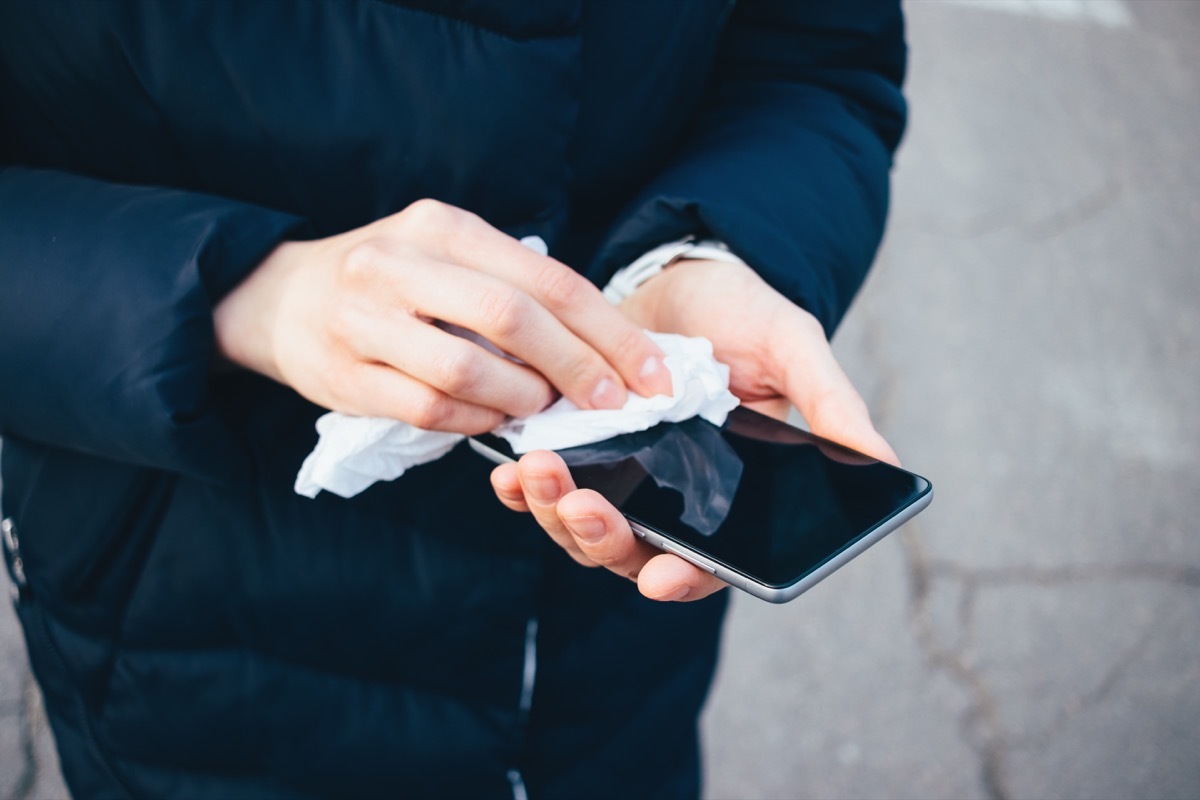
893, 174, 1122, 242
10, 672, 39, 800
927, 560, 1200, 588
854, 271, 1012, 800
922, 557, 1196, 755
1022, 176, 1123, 241
852, 285, 1012, 800
902, 527, 1013, 800
898, 541, 1199, 800
852, 269, 1197, 799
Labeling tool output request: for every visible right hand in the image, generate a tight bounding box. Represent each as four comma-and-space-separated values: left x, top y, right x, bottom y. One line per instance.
213, 199, 673, 433
490, 257, 898, 601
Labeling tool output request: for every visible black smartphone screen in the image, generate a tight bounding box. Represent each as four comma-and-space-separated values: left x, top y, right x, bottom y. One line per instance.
476, 407, 931, 589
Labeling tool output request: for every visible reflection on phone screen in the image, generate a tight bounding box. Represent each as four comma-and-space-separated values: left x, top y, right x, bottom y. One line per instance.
557, 418, 741, 535
553, 409, 928, 587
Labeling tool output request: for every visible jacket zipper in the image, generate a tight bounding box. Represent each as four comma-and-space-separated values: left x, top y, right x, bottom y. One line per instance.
4, 516, 136, 798
508, 615, 538, 800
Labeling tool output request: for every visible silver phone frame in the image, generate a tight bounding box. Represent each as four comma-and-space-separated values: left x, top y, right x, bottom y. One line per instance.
468, 429, 933, 605
629, 488, 932, 603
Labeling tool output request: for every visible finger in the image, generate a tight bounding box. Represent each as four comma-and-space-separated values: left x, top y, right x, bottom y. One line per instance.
555, 488, 661, 581
556, 488, 724, 601
772, 312, 901, 466
355, 313, 555, 418
490, 463, 529, 513
429, 210, 675, 401
396, 260, 637, 412
636, 553, 728, 602
481, 253, 674, 400
743, 397, 792, 422
334, 235, 631, 412
339, 363, 505, 434
516, 450, 596, 567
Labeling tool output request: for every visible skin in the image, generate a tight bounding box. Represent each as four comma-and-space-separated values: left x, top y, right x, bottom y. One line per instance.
214, 198, 673, 431
214, 198, 897, 604
490, 257, 900, 603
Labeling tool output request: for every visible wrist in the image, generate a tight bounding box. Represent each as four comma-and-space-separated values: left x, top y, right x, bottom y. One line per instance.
213, 239, 303, 382
601, 238, 745, 305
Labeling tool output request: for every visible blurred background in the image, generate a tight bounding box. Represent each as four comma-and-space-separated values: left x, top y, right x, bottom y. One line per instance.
703, 1, 1200, 798
2, 1, 1197, 798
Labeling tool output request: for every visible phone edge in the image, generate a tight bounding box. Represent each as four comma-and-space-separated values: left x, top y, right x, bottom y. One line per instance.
470, 434, 935, 606
750, 484, 934, 603
628, 483, 932, 604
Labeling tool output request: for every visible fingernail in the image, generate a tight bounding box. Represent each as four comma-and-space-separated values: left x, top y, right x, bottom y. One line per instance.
590, 376, 625, 410
564, 515, 606, 544
524, 473, 559, 502
639, 354, 672, 397
640, 354, 665, 378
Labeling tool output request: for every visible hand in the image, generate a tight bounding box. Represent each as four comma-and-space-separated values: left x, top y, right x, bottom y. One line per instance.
492, 449, 726, 601
622, 258, 898, 463
213, 199, 673, 433
491, 258, 898, 602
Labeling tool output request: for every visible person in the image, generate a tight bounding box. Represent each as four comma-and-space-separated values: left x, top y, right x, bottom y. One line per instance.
0, 1, 906, 797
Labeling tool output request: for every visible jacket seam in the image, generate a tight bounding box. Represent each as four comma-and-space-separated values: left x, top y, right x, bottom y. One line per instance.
356, 0, 577, 44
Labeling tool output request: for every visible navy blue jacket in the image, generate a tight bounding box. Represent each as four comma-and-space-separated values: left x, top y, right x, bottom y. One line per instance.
0, 2, 905, 797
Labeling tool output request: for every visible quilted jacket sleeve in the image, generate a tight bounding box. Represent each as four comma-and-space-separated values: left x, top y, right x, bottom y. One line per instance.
0, 162, 302, 480
586, 0, 907, 336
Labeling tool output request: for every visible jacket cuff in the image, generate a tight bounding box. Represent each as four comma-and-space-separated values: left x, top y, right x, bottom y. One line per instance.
0, 166, 304, 481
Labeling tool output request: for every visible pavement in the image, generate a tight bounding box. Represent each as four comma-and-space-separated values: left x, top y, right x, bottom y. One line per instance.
701, 2, 1200, 799
2, 2, 1198, 798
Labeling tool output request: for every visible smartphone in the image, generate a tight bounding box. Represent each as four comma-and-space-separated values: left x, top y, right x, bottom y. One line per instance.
470, 406, 932, 603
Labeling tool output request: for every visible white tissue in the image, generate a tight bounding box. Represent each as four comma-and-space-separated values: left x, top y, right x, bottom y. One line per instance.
294, 332, 739, 499
493, 333, 737, 452
294, 416, 464, 499
293, 234, 740, 499
517, 235, 548, 257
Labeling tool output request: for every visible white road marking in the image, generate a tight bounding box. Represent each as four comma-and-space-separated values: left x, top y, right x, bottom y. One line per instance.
934, 0, 1133, 29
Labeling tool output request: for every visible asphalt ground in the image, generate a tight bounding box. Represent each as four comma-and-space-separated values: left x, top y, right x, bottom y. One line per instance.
3, 2, 1198, 798
702, 2, 1200, 798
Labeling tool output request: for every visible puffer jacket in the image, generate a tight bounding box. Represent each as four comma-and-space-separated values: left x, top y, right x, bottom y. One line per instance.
0, 1, 906, 797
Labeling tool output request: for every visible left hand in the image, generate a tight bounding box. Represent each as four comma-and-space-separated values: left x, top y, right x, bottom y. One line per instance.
490, 259, 898, 602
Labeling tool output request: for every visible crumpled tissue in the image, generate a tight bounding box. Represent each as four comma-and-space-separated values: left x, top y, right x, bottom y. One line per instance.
294, 332, 739, 499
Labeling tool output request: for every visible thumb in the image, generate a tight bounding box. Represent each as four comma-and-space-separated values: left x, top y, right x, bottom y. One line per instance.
802, 391, 900, 467
773, 312, 901, 466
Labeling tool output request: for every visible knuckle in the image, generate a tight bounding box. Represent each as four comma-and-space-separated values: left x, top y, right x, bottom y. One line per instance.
407, 388, 452, 430
520, 380, 557, 417
533, 262, 584, 312
612, 325, 651, 365
434, 347, 482, 395
565, 356, 609, 393
478, 286, 529, 339
400, 198, 476, 239
402, 197, 452, 225
340, 239, 388, 286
